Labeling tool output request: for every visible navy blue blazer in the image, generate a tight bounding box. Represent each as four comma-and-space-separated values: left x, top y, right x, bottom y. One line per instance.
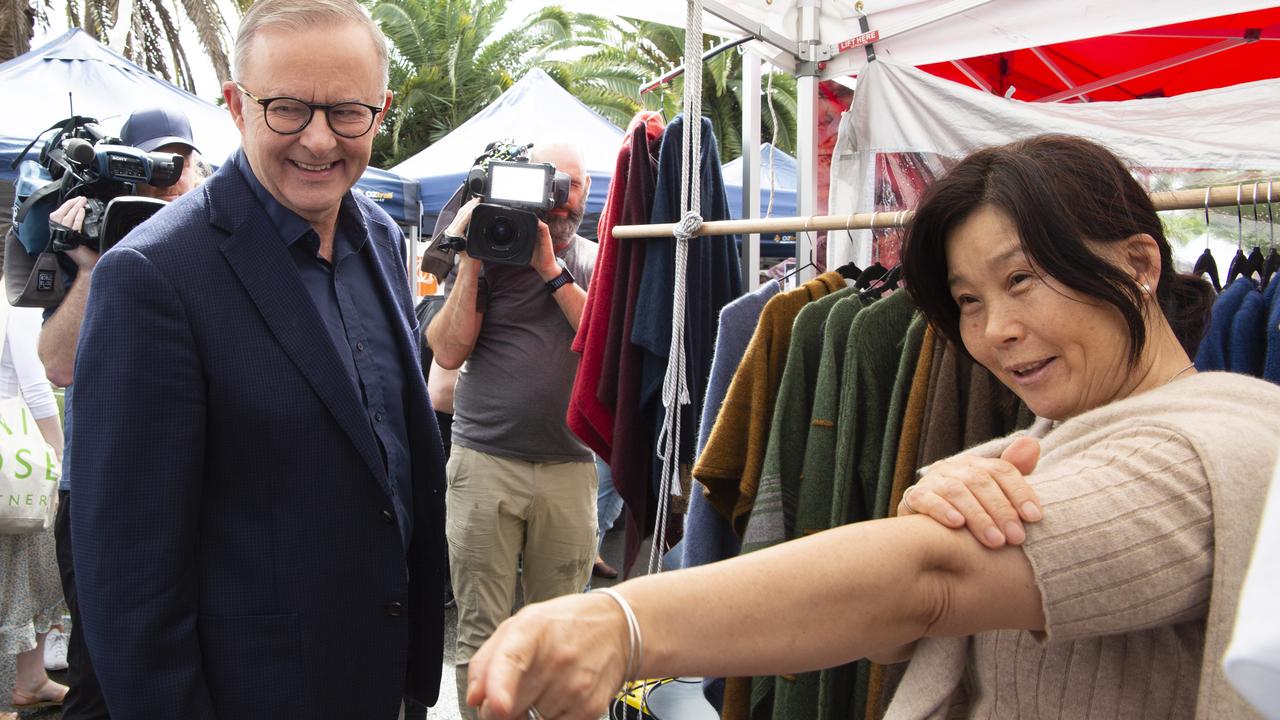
69, 152, 447, 719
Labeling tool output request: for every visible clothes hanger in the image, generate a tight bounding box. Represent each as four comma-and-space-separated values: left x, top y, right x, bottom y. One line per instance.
1264, 179, 1280, 288
855, 210, 888, 289
779, 235, 817, 288
859, 212, 905, 300
1245, 183, 1266, 280
1192, 186, 1222, 292
834, 213, 863, 280
1226, 184, 1257, 285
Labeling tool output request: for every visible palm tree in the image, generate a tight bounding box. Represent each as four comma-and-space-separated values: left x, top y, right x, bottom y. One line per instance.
566, 18, 798, 162
0, 1, 244, 93
365, 0, 633, 167
0, 0, 47, 61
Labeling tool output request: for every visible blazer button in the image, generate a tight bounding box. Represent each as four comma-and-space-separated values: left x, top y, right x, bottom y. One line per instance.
386, 601, 404, 617
382, 509, 394, 524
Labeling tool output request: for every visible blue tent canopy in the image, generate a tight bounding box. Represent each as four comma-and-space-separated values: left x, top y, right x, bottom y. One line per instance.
391, 69, 624, 221
0, 29, 421, 227
722, 143, 798, 219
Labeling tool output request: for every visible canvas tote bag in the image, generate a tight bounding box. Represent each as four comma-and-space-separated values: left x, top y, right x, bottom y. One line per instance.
0, 298, 60, 534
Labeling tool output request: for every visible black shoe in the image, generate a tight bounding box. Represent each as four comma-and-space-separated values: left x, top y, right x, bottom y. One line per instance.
592, 559, 619, 579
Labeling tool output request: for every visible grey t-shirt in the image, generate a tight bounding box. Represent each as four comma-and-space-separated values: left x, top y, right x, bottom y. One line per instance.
447, 235, 596, 462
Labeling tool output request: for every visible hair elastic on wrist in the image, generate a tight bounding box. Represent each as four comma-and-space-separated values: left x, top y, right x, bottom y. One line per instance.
590, 587, 643, 691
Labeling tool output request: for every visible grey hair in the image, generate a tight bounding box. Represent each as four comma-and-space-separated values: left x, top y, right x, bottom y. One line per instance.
232, 0, 389, 89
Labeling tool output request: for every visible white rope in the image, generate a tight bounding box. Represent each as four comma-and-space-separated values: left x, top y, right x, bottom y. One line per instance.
650, 0, 705, 577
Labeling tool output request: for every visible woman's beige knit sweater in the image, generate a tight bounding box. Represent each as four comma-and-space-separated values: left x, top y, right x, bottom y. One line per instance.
886, 372, 1280, 720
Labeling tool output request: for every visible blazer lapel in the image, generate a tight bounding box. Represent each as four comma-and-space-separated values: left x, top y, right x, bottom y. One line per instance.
209, 162, 388, 487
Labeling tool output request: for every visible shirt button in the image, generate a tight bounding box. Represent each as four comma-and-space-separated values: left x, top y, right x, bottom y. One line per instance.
374, 412, 384, 423
382, 509, 394, 524
357, 342, 365, 352
386, 601, 404, 617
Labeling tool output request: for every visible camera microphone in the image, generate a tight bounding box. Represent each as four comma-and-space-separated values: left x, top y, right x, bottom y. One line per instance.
64, 138, 96, 166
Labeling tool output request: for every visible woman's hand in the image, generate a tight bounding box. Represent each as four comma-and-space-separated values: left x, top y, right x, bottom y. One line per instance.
467, 591, 630, 720
898, 437, 1043, 549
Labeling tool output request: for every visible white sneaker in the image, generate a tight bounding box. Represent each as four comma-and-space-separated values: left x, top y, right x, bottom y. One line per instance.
44, 627, 68, 671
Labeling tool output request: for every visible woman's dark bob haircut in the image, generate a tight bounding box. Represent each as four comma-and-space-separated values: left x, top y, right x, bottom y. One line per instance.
902, 134, 1213, 363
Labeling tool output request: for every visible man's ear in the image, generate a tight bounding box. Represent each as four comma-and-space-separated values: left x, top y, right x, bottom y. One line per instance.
223, 82, 246, 132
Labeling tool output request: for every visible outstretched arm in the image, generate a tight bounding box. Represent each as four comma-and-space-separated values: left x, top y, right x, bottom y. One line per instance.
467, 513, 1045, 720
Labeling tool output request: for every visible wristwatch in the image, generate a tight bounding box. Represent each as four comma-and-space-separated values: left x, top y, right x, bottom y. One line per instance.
545, 258, 575, 294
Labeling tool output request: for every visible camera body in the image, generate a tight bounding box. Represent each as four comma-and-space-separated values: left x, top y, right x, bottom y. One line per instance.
14, 116, 184, 257
462, 142, 570, 266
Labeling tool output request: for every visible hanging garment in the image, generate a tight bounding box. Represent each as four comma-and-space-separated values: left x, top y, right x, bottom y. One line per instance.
573, 116, 664, 576
886, 326, 937, 516
633, 115, 744, 498
1227, 284, 1267, 376
872, 314, 928, 520
819, 291, 919, 720
569, 114, 652, 458
743, 284, 859, 556
1196, 277, 1257, 372
695, 272, 847, 534
793, 294, 869, 527
683, 280, 783, 713
683, 280, 782, 572
1265, 279, 1280, 382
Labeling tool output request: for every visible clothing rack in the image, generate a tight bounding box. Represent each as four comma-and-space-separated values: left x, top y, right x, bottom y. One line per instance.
611, 179, 1278, 240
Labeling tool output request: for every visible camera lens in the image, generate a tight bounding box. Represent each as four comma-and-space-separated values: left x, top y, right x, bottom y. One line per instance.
487, 217, 515, 248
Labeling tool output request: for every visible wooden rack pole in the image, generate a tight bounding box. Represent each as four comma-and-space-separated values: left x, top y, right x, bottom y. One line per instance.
610, 179, 1278, 240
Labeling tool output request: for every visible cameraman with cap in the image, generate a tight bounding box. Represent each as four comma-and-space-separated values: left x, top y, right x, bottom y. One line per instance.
38, 105, 202, 720
426, 142, 598, 719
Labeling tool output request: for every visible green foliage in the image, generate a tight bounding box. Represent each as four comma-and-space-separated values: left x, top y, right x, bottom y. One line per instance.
365, 1, 798, 168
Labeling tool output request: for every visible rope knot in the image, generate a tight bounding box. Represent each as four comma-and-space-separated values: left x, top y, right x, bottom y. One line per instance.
675, 211, 703, 243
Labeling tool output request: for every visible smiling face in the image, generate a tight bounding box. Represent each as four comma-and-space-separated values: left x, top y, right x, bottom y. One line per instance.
224, 21, 391, 232
946, 205, 1139, 421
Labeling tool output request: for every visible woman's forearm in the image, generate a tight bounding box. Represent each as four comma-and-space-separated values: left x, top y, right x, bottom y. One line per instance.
619, 515, 1042, 680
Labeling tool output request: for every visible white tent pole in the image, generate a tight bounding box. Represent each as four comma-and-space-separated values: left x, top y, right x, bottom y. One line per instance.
951, 60, 994, 93
1030, 47, 1090, 102
741, 51, 763, 291
611, 179, 1277, 239
1037, 36, 1256, 103
795, 0, 821, 283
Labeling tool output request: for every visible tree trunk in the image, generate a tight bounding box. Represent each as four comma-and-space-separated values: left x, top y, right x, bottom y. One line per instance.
0, 0, 34, 63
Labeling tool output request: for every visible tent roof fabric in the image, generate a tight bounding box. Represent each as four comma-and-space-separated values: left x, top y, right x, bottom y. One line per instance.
0, 29, 242, 170
556, 0, 1278, 83
0, 29, 421, 226
722, 143, 797, 219
919, 7, 1280, 102
391, 68, 624, 216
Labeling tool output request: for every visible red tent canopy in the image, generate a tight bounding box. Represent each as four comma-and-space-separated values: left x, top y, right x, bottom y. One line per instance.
917, 7, 1280, 102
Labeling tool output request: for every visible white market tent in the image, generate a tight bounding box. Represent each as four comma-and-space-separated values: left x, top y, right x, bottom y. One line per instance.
0, 29, 423, 228
391, 68, 624, 226
548, 0, 1280, 282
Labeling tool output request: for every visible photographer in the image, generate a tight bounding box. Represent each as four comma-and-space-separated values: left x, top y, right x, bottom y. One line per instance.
426, 142, 597, 720
37, 105, 201, 720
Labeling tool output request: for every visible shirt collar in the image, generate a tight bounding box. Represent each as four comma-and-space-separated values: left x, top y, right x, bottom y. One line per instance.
236, 149, 368, 252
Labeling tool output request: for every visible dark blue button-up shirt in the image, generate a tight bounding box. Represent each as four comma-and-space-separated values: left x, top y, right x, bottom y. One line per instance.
239, 155, 414, 549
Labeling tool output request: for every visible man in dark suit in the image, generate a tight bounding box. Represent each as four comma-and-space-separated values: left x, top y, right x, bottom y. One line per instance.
67, 1, 447, 717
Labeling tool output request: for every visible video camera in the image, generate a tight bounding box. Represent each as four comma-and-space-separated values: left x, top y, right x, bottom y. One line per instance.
13, 115, 183, 257
454, 140, 571, 266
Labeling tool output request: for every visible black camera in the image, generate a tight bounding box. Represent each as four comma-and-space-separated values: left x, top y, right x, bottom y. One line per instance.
461, 141, 570, 266
13, 115, 184, 256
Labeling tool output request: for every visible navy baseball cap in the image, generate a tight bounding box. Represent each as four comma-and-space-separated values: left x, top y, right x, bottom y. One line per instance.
120, 107, 200, 154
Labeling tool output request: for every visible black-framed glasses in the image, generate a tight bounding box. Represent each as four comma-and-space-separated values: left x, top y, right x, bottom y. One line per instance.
236, 82, 383, 138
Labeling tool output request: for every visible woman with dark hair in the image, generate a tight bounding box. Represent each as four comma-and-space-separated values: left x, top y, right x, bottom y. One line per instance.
463, 135, 1280, 720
